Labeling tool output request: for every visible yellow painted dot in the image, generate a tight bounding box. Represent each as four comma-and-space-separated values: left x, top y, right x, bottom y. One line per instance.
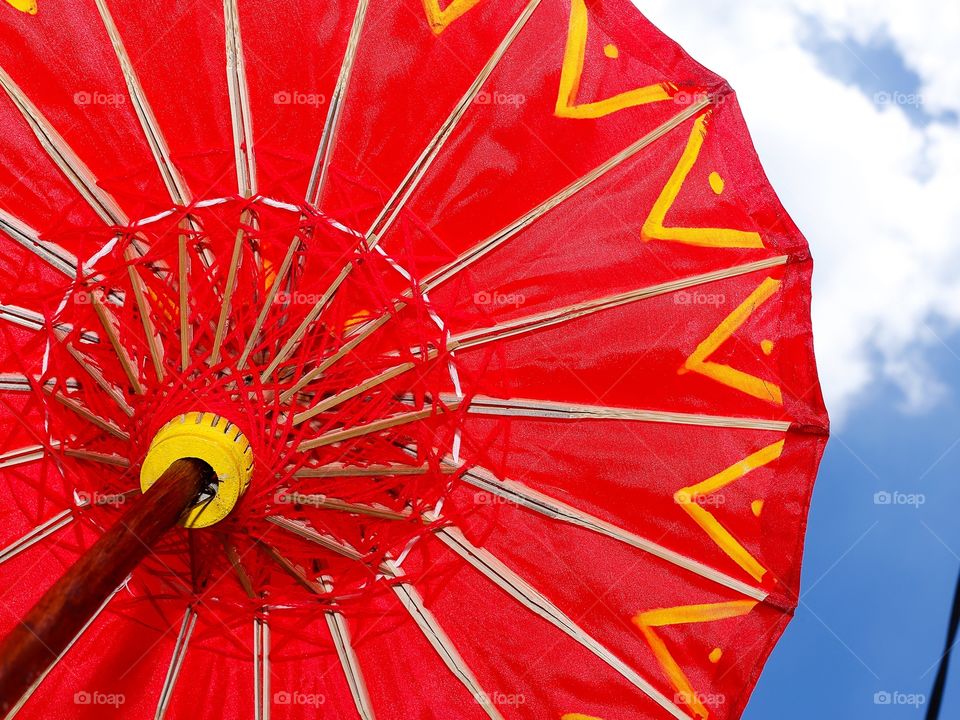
751, 499, 764, 517
4, 0, 37, 13
708, 171, 725, 195
709, 647, 723, 663
760, 339, 774, 356
603, 43, 619, 59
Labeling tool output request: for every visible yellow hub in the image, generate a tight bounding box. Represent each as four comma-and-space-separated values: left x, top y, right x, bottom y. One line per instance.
140, 412, 254, 528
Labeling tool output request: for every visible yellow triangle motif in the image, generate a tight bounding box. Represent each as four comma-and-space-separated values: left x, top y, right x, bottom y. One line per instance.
674, 440, 784, 582
633, 601, 758, 719
681, 276, 783, 404
555, 0, 672, 119
420, 0, 483, 35
642, 114, 764, 248
4, 0, 37, 13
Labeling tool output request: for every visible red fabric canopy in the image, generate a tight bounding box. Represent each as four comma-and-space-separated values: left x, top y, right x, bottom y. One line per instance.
0, 0, 827, 718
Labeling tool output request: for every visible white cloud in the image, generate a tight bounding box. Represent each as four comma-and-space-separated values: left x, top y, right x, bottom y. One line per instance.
637, 0, 960, 426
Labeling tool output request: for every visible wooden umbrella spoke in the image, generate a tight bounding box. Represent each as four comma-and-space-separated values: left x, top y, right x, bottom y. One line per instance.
306, 0, 370, 207
0, 507, 74, 566
210, 212, 254, 366
259, 263, 353, 382
264, 516, 364, 562
293, 461, 457, 478
92, 0, 192, 207
224, 0, 257, 198
363, 0, 543, 247
50, 391, 130, 442
431, 393, 792, 432
253, 613, 270, 720
452, 458, 768, 602
298, 401, 460, 452
324, 600, 376, 720
287, 257, 787, 415
451, 256, 789, 350
303, 95, 714, 388
431, 520, 694, 720
0, 210, 78, 279
292, 348, 440, 424
154, 607, 197, 720
380, 560, 505, 720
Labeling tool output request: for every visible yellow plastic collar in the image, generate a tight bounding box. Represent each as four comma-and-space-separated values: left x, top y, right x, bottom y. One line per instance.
140, 412, 253, 528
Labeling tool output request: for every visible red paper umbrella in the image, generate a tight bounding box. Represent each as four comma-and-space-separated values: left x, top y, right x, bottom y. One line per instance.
0, 0, 827, 718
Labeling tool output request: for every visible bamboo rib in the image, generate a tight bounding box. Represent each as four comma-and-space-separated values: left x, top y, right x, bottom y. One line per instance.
0, 445, 51, 472
453, 255, 789, 350
306, 0, 370, 206
325, 605, 376, 720
154, 607, 197, 720
436, 393, 791, 432
253, 614, 270, 720
89, 290, 144, 395
63, 341, 134, 417
0, 305, 98, 345
275, 492, 410, 521
177, 224, 191, 371
265, 516, 364, 562
433, 522, 692, 720
210, 211, 254, 365
259, 263, 353, 382
293, 462, 457, 478
224, 0, 257, 197
0, 508, 74, 566
62, 448, 130, 468
364, 0, 544, 246
0, 210, 78, 279
236, 235, 299, 371
292, 348, 440, 423
452, 458, 767, 602
298, 400, 460, 452
93, 0, 192, 206
0, 375, 81, 393
0, 66, 128, 226
3, 586, 122, 718
51, 392, 130, 441
380, 560, 505, 720
300, 94, 714, 389
289, 256, 788, 415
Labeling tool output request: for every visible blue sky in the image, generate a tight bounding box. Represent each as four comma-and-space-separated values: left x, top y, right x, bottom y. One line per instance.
638, 1, 960, 716
747, 339, 960, 717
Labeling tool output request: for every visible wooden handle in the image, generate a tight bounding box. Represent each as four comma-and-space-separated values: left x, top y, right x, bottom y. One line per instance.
0, 457, 210, 717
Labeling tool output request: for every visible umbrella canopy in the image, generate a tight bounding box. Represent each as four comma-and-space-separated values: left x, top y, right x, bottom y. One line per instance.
0, 0, 828, 718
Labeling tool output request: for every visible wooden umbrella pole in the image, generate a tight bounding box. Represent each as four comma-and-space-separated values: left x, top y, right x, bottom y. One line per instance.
0, 457, 211, 717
